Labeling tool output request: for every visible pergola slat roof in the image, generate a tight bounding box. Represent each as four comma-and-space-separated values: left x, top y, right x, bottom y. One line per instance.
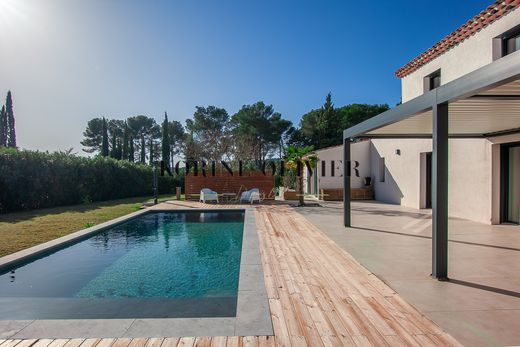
345, 51, 520, 139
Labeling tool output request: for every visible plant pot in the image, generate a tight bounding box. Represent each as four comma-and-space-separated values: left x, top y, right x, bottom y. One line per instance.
284, 191, 298, 200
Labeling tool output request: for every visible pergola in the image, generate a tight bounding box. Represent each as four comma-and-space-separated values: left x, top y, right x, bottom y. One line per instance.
343, 51, 520, 280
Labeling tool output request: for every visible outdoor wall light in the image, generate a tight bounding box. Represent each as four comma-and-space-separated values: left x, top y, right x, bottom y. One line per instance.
396, 149, 401, 155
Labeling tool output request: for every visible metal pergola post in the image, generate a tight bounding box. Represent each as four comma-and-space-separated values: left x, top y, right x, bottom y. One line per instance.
343, 138, 351, 227
432, 102, 449, 280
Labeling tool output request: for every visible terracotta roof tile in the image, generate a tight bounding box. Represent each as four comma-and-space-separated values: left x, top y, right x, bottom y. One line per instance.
395, 0, 520, 78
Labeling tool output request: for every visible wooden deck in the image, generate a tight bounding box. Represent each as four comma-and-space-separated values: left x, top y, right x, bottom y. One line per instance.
2, 202, 461, 346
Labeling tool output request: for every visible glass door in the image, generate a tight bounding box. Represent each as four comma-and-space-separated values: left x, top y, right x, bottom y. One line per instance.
426, 152, 432, 209
507, 146, 520, 224
502, 143, 520, 224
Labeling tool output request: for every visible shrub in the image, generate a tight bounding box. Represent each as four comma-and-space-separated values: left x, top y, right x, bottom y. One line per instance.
0, 148, 183, 213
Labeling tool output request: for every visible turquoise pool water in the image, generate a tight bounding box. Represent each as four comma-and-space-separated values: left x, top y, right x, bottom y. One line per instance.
0, 210, 244, 319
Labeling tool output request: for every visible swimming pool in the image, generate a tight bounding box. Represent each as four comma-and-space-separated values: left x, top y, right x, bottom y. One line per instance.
0, 210, 245, 319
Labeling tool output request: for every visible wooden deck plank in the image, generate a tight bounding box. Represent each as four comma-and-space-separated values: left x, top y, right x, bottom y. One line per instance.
176, 338, 195, 347
63, 339, 84, 347
32, 340, 56, 347
193, 337, 211, 347
208, 336, 226, 347
111, 339, 132, 347
224, 336, 239, 347
91, 339, 114, 347
127, 339, 147, 347
256, 337, 274, 347
78, 339, 100, 347
240, 337, 257, 347
13, 340, 37, 347
144, 339, 164, 347
1, 340, 22, 347
160, 338, 179, 347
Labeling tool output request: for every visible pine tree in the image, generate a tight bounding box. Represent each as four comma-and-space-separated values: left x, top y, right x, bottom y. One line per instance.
161, 112, 170, 166
140, 135, 146, 163
129, 137, 135, 162
122, 123, 129, 160
101, 117, 109, 157
0, 106, 6, 147
5, 91, 16, 148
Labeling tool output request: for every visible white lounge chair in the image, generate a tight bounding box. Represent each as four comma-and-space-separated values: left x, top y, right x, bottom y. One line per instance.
200, 188, 219, 203
240, 188, 261, 205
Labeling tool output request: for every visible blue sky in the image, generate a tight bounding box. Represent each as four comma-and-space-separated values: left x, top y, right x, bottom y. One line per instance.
0, 0, 491, 152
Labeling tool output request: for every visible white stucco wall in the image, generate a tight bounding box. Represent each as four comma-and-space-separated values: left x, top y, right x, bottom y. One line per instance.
304, 141, 371, 193
401, 8, 520, 102
370, 139, 432, 207
448, 139, 493, 224
371, 138, 495, 224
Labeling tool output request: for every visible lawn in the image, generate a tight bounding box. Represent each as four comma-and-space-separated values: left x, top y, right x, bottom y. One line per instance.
0, 194, 178, 257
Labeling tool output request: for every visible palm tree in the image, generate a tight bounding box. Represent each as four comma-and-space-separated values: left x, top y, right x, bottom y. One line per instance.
285, 145, 317, 206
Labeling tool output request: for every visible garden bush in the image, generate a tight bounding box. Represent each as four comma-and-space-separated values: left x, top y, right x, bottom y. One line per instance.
0, 148, 183, 213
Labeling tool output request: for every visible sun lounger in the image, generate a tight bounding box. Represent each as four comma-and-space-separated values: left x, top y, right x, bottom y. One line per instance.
200, 188, 219, 203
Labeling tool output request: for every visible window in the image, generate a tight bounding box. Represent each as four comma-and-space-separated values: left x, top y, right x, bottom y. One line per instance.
330, 160, 335, 177
379, 157, 385, 182
423, 69, 441, 92
321, 160, 326, 177
505, 33, 520, 55
493, 25, 520, 60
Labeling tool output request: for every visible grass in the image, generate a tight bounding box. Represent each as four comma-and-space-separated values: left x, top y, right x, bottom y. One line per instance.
0, 194, 179, 257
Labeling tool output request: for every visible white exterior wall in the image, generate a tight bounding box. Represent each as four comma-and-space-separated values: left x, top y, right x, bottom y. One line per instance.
370, 139, 432, 207
304, 141, 370, 193
371, 138, 496, 224
401, 9, 520, 102
448, 139, 493, 224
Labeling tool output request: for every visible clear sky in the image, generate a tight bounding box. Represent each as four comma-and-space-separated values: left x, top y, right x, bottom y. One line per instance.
0, 0, 491, 153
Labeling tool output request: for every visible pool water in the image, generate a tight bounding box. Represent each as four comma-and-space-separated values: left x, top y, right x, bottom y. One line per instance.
0, 210, 244, 319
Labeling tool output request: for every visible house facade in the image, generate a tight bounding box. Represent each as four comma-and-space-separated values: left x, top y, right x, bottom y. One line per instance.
304, 141, 370, 195
317, 1, 520, 227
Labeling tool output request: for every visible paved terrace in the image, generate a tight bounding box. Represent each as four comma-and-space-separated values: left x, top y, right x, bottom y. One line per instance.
297, 200, 520, 347
0, 201, 461, 346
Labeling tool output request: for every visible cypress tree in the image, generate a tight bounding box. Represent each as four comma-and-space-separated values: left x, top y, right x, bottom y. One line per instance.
149, 138, 154, 165
161, 112, 170, 166
140, 135, 146, 163
0, 106, 6, 147
122, 123, 129, 160
5, 91, 16, 148
110, 132, 117, 158
115, 139, 123, 160
129, 137, 135, 162
101, 117, 109, 156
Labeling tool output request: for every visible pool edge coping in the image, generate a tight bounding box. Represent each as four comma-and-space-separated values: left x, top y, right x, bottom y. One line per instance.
0, 207, 274, 338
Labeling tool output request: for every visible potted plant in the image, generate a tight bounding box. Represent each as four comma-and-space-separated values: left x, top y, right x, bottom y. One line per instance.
284, 145, 318, 206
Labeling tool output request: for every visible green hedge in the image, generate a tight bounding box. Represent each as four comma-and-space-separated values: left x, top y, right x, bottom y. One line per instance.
0, 148, 183, 213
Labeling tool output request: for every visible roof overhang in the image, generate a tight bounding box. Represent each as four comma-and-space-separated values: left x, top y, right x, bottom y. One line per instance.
344, 50, 520, 139
395, 1, 520, 78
